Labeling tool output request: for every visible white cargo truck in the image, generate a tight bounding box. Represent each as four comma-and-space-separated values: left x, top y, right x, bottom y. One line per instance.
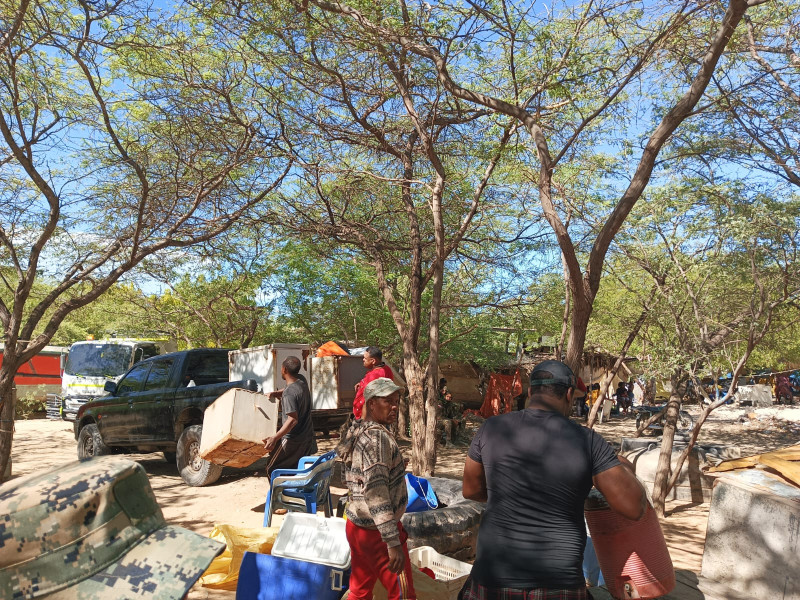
229, 344, 364, 434
60, 338, 171, 420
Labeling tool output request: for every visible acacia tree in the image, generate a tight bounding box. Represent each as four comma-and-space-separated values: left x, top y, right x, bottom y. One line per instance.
607, 181, 800, 515
0, 0, 289, 479
302, 0, 767, 375
195, 0, 541, 473
674, 0, 800, 188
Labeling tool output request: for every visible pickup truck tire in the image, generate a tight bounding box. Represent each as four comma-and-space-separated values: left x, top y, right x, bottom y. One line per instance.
77, 423, 111, 459
176, 425, 222, 487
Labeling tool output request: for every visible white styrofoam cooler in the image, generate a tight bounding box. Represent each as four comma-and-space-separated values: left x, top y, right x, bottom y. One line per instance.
272, 513, 350, 569
701, 469, 800, 599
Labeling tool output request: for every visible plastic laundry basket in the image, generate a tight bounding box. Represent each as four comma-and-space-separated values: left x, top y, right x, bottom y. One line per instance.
409, 546, 471, 600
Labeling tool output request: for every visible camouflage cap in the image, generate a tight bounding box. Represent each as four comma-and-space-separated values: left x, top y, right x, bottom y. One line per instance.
0, 457, 224, 600
363, 377, 401, 400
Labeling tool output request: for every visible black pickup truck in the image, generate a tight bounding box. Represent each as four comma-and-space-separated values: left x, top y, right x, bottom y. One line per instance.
74, 348, 257, 486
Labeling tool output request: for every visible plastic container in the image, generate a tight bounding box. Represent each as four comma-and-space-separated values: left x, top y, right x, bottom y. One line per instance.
405, 473, 439, 512
236, 552, 349, 600
409, 546, 471, 599
199, 388, 279, 467
271, 513, 350, 569
584, 490, 675, 599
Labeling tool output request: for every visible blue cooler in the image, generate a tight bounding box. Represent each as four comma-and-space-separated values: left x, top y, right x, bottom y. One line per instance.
236, 552, 349, 600
236, 514, 351, 600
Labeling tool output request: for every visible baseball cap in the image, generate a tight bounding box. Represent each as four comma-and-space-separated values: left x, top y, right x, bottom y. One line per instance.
0, 456, 224, 600
529, 360, 576, 388
364, 377, 401, 400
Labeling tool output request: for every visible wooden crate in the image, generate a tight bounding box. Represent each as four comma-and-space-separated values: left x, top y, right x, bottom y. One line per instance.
199, 388, 279, 467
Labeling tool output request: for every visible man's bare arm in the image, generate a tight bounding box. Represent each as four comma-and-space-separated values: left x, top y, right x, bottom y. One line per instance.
592, 456, 647, 521
462, 456, 488, 502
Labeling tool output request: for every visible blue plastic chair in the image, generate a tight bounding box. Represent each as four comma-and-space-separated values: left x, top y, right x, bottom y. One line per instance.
263, 450, 336, 527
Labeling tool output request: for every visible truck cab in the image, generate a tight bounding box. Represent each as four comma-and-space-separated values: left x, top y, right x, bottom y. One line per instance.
60, 339, 162, 420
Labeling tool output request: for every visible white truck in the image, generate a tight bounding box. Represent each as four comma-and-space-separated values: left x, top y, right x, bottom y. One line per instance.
60, 339, 170, 420
228, 344, 368, 434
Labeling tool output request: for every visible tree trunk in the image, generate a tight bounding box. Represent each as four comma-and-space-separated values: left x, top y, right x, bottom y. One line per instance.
0, 366, 17, 483
422, 269, 445, 477
397, 391, 410, 440
651, 375, 685, 517
402, 352, 429, 475
564, 294, 591, 374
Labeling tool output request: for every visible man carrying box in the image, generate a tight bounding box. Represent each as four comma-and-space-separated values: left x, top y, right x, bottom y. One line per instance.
337, 377, 416, 600
263, 355, 317, 476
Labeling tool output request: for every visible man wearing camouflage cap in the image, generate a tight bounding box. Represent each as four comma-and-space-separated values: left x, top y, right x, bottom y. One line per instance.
336, 377, 416, 600
0, 457, 224, 599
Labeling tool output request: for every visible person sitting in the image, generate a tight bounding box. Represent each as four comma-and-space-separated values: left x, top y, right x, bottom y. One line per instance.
616, 382, 630, 415
438, 391, 465, 446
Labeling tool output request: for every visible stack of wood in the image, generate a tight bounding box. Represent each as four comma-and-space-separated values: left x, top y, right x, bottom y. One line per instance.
706, 443, 800, 487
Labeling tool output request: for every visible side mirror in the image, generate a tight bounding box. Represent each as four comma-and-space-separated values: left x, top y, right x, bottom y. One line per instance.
104, 381, 117, 394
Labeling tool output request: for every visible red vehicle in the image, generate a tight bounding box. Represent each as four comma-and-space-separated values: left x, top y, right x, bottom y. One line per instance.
0, 345, 67, 408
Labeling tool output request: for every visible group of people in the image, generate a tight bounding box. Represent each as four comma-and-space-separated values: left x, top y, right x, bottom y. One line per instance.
262, 350, 647, 600
572, 378, 639, 420
1, 347, 644, 600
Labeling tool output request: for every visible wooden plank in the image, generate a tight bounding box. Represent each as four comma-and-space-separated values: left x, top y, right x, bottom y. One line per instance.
759, 455, 800, 488
707, 444, 800, 473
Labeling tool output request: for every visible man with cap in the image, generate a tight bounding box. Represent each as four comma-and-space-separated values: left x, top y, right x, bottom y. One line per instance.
460, 360, 647, 600
336, 377, 416, 600
0, 456, 224, 600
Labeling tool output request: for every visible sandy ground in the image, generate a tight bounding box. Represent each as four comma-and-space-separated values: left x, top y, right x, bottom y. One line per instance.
7, 403, 800, 598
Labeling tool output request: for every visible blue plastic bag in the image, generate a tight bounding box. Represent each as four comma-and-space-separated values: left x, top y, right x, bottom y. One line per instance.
405, 473, 438, 512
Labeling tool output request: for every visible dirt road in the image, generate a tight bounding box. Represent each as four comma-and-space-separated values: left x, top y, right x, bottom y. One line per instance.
7, 403, 800, 598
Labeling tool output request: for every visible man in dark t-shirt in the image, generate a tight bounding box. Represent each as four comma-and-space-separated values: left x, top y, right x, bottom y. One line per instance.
263, 356, 317, 476
460, 360, 647, 600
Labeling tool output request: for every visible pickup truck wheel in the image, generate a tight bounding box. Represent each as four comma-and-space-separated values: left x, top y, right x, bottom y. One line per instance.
176, 425, 222, 487
77, 424, 111, 459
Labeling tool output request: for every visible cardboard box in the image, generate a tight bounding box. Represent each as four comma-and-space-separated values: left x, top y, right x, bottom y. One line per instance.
200, 389, 279, 467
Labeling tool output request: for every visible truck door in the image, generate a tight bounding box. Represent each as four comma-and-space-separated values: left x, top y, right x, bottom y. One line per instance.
99, 362, 151, 444
135, 357, 176, 443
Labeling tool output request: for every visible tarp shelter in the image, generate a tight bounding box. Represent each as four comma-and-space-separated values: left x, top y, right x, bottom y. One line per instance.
316, 341, 350, 357
479, 370, 523, 418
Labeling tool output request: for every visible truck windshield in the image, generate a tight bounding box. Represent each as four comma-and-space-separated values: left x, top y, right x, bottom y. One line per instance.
64, 344, 133, 378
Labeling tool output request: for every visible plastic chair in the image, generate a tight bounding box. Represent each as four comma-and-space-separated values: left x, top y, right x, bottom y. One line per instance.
263, 450, 336, 527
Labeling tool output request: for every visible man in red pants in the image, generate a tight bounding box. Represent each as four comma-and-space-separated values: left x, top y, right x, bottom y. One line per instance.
337, 377, 416, 600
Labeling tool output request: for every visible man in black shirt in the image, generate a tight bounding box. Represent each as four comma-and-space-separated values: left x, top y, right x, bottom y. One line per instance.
263, 355, 317, 476
460, 360, 646, 600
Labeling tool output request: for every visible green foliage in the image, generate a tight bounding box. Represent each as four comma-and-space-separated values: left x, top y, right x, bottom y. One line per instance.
14, 386, 49, 420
